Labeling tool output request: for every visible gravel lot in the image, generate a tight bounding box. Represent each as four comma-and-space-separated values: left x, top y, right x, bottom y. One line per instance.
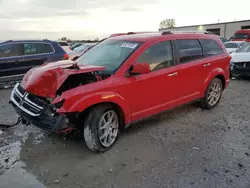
1, 79, 250, 188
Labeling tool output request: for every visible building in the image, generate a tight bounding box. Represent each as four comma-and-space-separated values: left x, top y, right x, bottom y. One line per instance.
159, 19, 250, 39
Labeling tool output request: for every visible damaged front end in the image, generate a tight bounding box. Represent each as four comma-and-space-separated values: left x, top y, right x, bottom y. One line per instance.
9, 61, 108, 133
10, 83, 72, 132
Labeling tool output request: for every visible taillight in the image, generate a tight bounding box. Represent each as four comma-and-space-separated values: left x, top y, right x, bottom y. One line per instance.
63, 53, 69, 60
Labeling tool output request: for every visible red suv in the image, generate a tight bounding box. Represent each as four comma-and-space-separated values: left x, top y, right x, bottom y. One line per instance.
10, 31, 231, 152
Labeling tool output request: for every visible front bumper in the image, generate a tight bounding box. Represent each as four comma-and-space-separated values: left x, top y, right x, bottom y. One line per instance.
10, 83, 69, 132
230, 62, 250, 77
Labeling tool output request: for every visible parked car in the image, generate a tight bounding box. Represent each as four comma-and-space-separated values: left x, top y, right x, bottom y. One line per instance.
230, 29, 250, 42
229, 42, 250, 77
69, 43, 97, 61
0, 39, 69, 79
10, 31, 230, 152
224, 41, 247, 54
57, 41, 72, 53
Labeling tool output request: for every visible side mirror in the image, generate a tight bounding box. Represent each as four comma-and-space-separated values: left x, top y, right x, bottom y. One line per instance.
129, 63, 151, 75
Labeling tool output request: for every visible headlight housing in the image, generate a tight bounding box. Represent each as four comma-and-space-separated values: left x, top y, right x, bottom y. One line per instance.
54, 99, 65, 109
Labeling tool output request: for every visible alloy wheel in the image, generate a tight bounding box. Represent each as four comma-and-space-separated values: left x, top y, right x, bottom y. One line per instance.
98, 110, 119, 148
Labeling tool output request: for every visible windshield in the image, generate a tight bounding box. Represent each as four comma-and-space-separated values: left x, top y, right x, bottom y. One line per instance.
224, 42, 239, 48
232, 33, 249, 39
77, 39, 142, 73
237, 43, 250, 52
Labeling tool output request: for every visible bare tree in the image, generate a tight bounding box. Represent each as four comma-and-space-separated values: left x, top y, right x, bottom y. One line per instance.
159, 18, 176, 29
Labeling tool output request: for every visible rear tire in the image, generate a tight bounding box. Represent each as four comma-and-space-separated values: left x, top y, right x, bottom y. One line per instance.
83, 104, 120, 152
200, 78, 223, 109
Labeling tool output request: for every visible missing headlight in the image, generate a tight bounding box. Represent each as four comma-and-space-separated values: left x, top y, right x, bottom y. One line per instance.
54, 99, 65, 109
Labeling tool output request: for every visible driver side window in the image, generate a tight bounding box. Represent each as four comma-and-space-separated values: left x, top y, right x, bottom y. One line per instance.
135, 41, 173, 71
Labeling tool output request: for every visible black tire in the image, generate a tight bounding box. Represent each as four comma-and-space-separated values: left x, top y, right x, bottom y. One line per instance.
200, 78, 223, 109
83, 104, 121, 152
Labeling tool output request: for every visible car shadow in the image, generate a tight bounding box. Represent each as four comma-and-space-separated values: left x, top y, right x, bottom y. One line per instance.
123, 102, 200, 136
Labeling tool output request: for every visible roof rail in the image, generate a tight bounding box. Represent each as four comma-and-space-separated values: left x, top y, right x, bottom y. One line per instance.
4, 40, 13, 43
161, 30, 213, 35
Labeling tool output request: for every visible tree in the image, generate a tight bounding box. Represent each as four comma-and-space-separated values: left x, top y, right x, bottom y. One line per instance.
159, 18, 176, 29
60, 37, 67, 41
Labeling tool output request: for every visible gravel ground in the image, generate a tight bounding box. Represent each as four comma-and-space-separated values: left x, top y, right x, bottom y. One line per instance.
1, 79, 250, 188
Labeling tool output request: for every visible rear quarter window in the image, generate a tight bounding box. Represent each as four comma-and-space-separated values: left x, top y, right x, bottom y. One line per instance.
22, 43, 54, 55
200, 39, 224, 56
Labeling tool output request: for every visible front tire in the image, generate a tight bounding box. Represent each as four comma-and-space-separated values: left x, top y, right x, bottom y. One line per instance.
83, 104, 120, 152
200, 78, 223, 109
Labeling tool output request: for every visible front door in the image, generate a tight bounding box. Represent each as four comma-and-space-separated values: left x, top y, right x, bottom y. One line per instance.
0, 43, 21, 77
121, 40, 181, 121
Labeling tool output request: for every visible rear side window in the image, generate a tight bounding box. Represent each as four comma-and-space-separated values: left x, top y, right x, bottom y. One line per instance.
22, 43, 54, 55
0, 44, 18, 58
59, 42, 69, 46
176, 39, 203, 63
201, 39, 224, 56
136, 41, 173, 71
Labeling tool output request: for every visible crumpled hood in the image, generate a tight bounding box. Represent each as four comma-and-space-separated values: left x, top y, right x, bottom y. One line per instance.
231, 52, 250, 63
22, 60, 105, 98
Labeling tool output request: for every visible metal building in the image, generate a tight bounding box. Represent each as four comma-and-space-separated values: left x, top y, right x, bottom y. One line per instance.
159, 19, 250, 39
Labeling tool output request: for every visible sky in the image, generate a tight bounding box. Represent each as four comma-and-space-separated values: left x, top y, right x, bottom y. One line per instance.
0, 0, 249, 40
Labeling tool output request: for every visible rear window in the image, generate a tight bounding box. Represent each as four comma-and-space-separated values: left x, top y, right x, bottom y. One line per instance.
22, 43, 54, 55
176, 39, 203, 63
0, 44, 19, 58
232, 33, 249, 40
201, 39, 224, 56
58, 42, 69, 46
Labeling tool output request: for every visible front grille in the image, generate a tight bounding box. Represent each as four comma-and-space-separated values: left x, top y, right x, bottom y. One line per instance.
17, 83, 26, 95
235, 62, 250, 68
10, 83, 43, 116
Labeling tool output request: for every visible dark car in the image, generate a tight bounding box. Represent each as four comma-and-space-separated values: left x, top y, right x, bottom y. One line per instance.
0, 39, 69, 81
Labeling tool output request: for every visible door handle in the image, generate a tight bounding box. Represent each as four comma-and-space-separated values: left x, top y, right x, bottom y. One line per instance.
203, 63, 211, 67
167, 72, 178, 77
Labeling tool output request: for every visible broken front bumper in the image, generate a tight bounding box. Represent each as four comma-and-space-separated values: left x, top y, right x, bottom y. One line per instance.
230, 62, 250, 77
9, 83, 69, 132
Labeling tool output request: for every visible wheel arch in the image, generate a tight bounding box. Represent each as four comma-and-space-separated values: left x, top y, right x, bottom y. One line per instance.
202, 68, 227, 95
78, 102, 126, 130
214, 74, 226, 89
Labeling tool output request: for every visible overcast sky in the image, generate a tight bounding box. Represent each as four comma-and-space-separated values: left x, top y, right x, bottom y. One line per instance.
0, 0, 249, 40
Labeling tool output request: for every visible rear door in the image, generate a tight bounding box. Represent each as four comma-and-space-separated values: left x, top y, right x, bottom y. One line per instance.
18, 42, 55, 74
0, 43, 21, 77
200, 38, 226, 77
173, 39, 207, 101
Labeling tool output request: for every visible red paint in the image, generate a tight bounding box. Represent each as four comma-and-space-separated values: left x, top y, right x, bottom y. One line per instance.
55, 127, 73, 134
21, 32, 230, 127
231, 29, 250, 42
131, 63, 151, 74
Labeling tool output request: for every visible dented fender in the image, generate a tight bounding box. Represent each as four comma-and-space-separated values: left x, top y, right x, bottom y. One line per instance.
55, 92, 131, 124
